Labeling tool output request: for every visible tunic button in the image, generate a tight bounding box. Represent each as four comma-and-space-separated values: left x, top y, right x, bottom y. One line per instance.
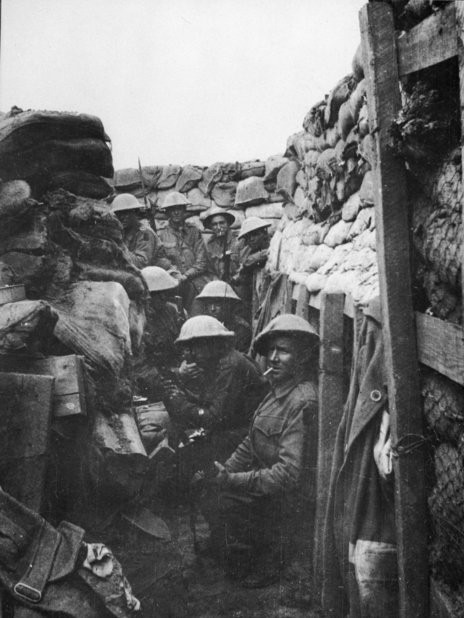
370, 389, 382, 402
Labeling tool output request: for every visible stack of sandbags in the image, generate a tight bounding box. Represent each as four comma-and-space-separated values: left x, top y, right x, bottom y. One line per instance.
114, 156, 287, 236
0, 107, 113, 198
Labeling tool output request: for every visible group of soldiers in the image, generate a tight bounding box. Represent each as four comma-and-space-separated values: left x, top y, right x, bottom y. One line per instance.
111, 191, 320, 588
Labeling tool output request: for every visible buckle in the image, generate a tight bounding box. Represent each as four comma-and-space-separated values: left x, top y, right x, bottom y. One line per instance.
14, 582, 42, 603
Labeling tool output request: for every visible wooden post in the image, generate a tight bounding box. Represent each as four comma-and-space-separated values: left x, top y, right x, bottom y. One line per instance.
455, 3, 464, 320
360, 4, 429, 617
313, 292, 345, 596
295, 285, 310, 320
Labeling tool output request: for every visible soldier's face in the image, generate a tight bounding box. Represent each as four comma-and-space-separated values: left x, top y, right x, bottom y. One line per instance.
188, 339, 216, 367
210, 216, 229, 238
266, 336, 298, 384
245, 228, 267, 251
167, 206, 186, 225
117, 210, 138, 231
205, 300, 225, 322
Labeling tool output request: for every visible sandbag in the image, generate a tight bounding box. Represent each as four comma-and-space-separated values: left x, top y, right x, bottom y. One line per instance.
276, 160, 300, 201
239, 160, 265, 179
113, 166, 161, 191
324, 75, 355, 127
302, 222, 329, 247
349, 79, 366, 123
75, 263, 146, 301
245, 202, 283, 219
347, 206, 375, 241
0, 299, 58, 354
0, 261, 19, 286
199, 163, 225, 195
307, 244, 334, 270
211, 181, 237, 207
0, 109, 108, 155
338, 101, 356, 141
303, 100, 326, 136
0, 252, 50, 297
323, 219, 353, 247
293, 186, 306, 210
342, 191, 362, 221
156, 165, 182, 189
0, 138, 114, 182
359, 170, 375, 206
47, 171, 112, 199
235, 176, 269, 207
305, 272, 327, 293
0, 212, 48, 254
264, 155, 288, 184
175, 165, 203, 192
53, 281, 132, 375
316, 148, 338, 179
0, 179, 31, 214
186, 187, 212, 211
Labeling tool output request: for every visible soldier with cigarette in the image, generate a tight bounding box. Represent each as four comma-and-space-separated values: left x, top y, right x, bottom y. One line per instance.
197, 314, 319, 588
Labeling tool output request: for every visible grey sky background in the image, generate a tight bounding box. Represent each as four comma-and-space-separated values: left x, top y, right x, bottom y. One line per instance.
1, 0, 365, 170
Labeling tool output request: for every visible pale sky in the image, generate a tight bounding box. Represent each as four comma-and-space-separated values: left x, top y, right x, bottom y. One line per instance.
1, 0, 365, 170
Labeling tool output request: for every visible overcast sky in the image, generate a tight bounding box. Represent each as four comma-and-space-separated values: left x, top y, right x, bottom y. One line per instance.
1, 0, 365, 170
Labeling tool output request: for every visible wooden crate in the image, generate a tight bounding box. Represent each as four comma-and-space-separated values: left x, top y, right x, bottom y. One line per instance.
0, 354, 87, 417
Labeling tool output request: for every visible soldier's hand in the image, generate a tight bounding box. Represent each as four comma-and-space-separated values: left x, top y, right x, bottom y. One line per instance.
179, 360, 203, 380
212, 461, 231, 488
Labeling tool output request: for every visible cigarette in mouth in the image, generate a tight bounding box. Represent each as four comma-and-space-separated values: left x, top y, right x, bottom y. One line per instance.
263, 367, 274, 377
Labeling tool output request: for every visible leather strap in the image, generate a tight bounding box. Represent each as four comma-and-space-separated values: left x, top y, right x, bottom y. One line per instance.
13, 521, 60, 604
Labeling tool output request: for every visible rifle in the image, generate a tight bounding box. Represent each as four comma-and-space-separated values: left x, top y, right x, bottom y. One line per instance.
138, 157, 156, 233
222, 233, 231, 283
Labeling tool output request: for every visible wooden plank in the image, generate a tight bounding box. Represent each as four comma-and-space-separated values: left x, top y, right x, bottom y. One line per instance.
313, 293, 345, 598
0, 354, 86, 417
456, 2, 464, 324
397, 2, 457, 77
284, 277, 294, 313
0, 372, 54, 511
295, 285, 310, 320
360, 4, 429, 617
416, 312, 464, 385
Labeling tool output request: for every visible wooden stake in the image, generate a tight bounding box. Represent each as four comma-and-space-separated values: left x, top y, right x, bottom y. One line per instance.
313, 292, 345, 597
360, 4, 428, 616
455, 2, 464, 323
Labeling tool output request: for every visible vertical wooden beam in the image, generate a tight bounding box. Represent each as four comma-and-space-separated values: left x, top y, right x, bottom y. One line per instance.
313, 292, 345, 597
295, 284, 310, 320
360, 4, 428, 617
284, 276, 294, 313
455, 2, 464, 321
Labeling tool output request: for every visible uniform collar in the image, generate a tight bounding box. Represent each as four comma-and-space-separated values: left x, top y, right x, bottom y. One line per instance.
270, 377, 301, 399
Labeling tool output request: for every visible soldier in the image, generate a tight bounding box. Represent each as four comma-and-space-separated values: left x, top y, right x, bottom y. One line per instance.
133, 266, 185, 402
198, 314, 319, 588
111, 193, 173, 270
202, 206, 241, 282
232, 216, 271, 323
157, 192, 215, 312
195, 281, 251, 354
162, 315, 267, 474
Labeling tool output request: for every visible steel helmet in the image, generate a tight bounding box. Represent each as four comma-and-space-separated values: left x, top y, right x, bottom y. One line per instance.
159, 191, 191, 211
253, 313, 318, 355
238, 216, 271, 239
202, 206, 236, 229
111, 193, 143, 213
175, 315, 235, 345
141, 266, 179, 293
196, 281, 241, 303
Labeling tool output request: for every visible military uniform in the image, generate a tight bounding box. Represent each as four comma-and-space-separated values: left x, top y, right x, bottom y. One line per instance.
158, 221, 215, 309
124, 223, 173, 271
202, 377, 318, 572
205, 230, 242, 281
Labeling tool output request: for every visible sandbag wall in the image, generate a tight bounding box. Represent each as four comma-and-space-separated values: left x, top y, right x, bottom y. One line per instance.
113, 159, 285, 235
0, 109, 149, 523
